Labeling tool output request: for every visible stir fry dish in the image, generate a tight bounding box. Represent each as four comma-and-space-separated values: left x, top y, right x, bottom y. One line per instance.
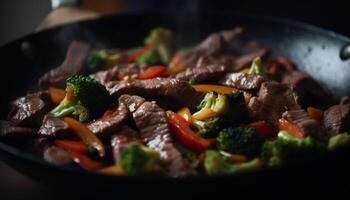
1, 27, 350, 177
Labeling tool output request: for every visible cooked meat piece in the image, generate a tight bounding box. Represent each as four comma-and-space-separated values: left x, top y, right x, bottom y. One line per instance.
170, 27, 244, 69
282, 110, 321, 138
43, 146, 72, 166
248, 82, 300, 127
7, 91, 53, 127
38, 114, 73, 138
219, 72, 267, 92
38, 41, 91, 89
87, 103, 129, 138
341, 96, 350, 105
0, 120, 34, 139
106, 78, 204, 110
132, 100, 195, 177
323, 102, 350, 136
231, 48, 269, 72
175, 64, 227, 83
111, 126, 139, 164
118, 95, 145, 113
282, 71, 330, 108
90, 64, 140, 85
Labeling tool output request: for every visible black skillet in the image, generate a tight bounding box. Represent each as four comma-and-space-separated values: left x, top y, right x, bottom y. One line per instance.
0, 12, 350, 197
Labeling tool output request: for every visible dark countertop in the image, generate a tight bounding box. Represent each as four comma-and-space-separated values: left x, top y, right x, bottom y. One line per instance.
0, 161, 53, 199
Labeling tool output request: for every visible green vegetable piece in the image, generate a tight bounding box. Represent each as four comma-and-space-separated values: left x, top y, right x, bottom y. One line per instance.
217, 127, 265, 158
51, 75, 110, 122
328, 133, 350, 151
120, 144, 165, 176
248, 57, 269, 78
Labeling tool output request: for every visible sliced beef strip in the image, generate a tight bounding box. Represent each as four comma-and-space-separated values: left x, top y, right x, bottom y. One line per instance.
231, 48, 269, 72
110, 126, 139, 164
87, 103, 129, 138
170, 27, 244, 69
118, 95, 145, 113
106, 78, 204, 110
7, 91, 53, 127
43, 146, 72, 166
281, 71, 330, 108
219, 72, 267, 92
282, 110, 321, 138
0, 120, 35, 139
175, 64, 227, 83
248, 82, 300, 127
90, 64, 140, 85
341, 96, 350, 105
131, 100, 195, 177
323, 102, 350, 136
38, 114, 73, 138
38, 41, 91, 89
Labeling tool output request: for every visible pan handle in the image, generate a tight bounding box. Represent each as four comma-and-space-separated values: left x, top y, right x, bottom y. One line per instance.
340, 43, 350, 61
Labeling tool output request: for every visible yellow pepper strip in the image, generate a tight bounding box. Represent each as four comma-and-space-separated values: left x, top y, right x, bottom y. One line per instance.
48, 87, 65, 105
63, 117, 105, 157
192, 108, 217, 121
240, 68, 250, 74
192, 84, 237, 94
99, 165, 124, 176
177, 107, 193, 124
243, 92, 252, 105
230, 154, 247, 163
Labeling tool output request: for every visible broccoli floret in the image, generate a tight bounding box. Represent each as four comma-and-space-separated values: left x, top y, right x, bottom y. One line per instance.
191, 92, 248, 138
86, 50, 122, 71
217, 127, 265, 158
136, 27, 173, 66
328, 132, 350, 151
204, 150, 262, 176
261, 131, 326, 167
50, 75, 110, 122
120, 143, 165, 176
192, 117, 223, 138
184, 152, 201, 170
248, 57, 269, 79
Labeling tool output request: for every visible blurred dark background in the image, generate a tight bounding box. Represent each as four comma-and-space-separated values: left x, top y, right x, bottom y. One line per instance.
0, 0, 349, 45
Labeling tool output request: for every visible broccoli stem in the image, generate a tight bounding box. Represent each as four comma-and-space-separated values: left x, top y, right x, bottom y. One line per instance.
50, 98, 74, 118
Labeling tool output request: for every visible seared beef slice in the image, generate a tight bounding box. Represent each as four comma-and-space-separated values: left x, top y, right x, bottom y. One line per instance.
121, 95, 195, 177
106, 78, 204, 110
38, 114, 72, 138
219, 72, 267, 92
39, 41, 91, 89
111, 126, 139, 164
323, 102, 350, 136
87, 103, 129, 138
248, 82, 300, 127
282, 110, 320, 138
0, 120, 34, 139
8, 91, 53, 127
175, 64, 227, 83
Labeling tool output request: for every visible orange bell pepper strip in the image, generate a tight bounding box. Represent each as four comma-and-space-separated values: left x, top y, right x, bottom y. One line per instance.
48, 87, 65, 105
99, 165, 125, 176
192, 84, 236, 94
192, 108, 217, 121
165, 52, 186, 75
55, 140, 88, 154
307, 107, 323, 124
278, 118, 304, 139
230, 154, 247, 163
138, 66, 167, 80
167, 112, 211, 154
125, 44, 155, 63
177, 107, 193, 124
63, 117, 105, 157
248, 120, 275, 138
71, 152, 103, 171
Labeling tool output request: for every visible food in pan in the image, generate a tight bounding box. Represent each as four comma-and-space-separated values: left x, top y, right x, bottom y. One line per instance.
1, 27, 349, 177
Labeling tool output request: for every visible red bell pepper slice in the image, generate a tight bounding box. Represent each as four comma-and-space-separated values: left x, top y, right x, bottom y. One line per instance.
167, 113, 211, 154
138, 66, 166, 80
55, 140, 88, 154
248, 120, 275, 138
71, 152, 103, 171
278, 118, 304, 139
